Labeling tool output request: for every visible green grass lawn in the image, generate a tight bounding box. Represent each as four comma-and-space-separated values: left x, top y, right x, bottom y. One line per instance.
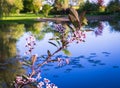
2, 13, 43, 20
0, 13, 54, 24
1, 13, 54, 20
1, 13, 119, 24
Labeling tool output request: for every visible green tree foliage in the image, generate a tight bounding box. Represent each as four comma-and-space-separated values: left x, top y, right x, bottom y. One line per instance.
53, 0, 63, 11
79, 0, 99, 14
22, 0, 42, 14
97, 0, 105, 13
22, 0, 34, 13
32, 0, 42, 14
54, 0, 70, 9
62, 0, 69, 9
42, 4, 52, 17
0, 0, 23, 18
11, 0, 23, 14
0, 0, 13, 18
70, 0, 84, 6
106, 0, 120, 14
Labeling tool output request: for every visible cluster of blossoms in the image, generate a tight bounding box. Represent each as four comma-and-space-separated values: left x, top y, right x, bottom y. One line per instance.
54, 24, 66, 33
69, 30, 86, 43
14, 74, 58, 88
54, 23, 86, 44
15, 76, 36, 86
25, 34, 36, 55
37, 78, 58, 88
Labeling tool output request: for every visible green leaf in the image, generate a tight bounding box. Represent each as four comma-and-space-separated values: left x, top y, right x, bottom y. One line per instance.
68, 7, 81, 30
40, 55, 46, 59
62, 49, 71, 56
69, 8, 80, 22
56, 40, 61, 46
22, 74, 28, 80
24, 60, 32, 65
82, 17, 88, 25
48, 41, 58, 48
80, 11, 87, 26
47, 50, 51, 56
49, 38, 55, 40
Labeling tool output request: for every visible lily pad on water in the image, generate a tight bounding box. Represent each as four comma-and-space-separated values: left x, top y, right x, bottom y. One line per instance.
42, 68, 50, 71
113, 66, 119, 68
102, 52, 111, 57
53, 75, 59, 78
64, 68, 72, 73
72, 64, 84, 68
99, 63, 106, 65
90, 53, 97, 55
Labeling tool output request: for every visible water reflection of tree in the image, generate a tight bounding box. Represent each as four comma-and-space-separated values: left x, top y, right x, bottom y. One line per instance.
0, 23, 25, 88
0, 23, 24, 62
109, 21, 120, 32
84, 21, 104, 36
25, 22, 45, 40
0, 58, 25, 88
87, 21, 100, 28
87, 21, 120, 32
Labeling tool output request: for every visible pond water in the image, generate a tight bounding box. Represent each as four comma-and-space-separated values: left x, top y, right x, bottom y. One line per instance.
0, 20, 120, 88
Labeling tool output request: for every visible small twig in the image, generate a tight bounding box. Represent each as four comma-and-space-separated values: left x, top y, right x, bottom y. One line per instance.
37, 46, 64, 68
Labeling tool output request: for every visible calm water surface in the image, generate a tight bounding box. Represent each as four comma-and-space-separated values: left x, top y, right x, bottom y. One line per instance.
0, 21, 120, 88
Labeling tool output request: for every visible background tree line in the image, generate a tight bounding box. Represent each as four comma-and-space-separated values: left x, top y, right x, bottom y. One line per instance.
78, 0, 120, 15
0, 0, 120, 18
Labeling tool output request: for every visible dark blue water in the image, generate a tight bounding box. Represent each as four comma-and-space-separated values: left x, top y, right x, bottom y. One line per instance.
16, 21, 120, 88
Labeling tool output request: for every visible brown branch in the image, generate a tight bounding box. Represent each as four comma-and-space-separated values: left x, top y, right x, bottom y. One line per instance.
37, 46, 64, 68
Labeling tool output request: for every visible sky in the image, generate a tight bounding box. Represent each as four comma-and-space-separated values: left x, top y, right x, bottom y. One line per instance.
43, 0, 119, 6
89, 0, 111, 6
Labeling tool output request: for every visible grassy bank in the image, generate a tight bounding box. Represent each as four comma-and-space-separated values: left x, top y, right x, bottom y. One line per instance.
1, 13, 43, 20
0, 13, 119, 24
0, 13, 54, 24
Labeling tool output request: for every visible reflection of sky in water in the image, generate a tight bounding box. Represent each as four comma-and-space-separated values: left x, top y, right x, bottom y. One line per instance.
17, 21, 120, 88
